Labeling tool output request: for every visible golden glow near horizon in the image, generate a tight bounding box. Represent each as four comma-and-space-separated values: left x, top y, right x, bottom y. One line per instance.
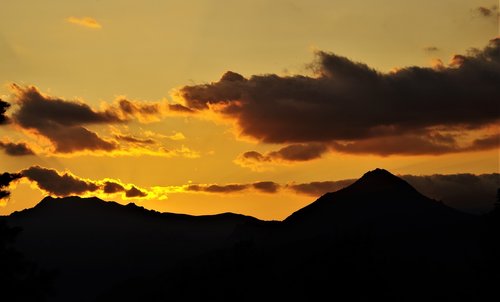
0, 0, 499, 220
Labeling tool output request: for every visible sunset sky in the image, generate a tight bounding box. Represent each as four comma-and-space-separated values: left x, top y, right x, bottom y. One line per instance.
0, 0, 498, 220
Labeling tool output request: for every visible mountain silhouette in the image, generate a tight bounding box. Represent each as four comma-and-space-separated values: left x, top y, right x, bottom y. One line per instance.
2, 168, 497, 301
5, 196, 267, 302
284, 168, 471, 237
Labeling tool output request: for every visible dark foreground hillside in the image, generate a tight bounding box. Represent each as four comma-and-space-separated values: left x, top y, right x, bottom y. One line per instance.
3, 169, 500, 301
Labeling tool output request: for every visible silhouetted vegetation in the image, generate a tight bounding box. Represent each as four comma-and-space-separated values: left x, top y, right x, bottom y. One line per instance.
0, 220, 55, 301
496, 188, 500, 210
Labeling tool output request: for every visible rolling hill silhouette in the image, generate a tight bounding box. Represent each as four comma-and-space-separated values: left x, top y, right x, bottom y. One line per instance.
2, 169, 498, 301
5, 196, 268, 302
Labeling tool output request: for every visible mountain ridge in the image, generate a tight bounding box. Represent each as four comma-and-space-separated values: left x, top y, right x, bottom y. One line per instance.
2, 168, 490, 302
9, 195, 264, 223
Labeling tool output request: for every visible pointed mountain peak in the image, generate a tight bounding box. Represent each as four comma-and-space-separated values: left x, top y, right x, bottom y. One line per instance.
362, 168, 395, 178
283, 168, 464, 228
358, 168, 404, 184
358, 168, 406, 185
339, 168, 421, 199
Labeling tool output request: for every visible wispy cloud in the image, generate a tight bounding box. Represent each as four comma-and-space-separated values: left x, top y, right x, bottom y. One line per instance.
66, 16, 102, 29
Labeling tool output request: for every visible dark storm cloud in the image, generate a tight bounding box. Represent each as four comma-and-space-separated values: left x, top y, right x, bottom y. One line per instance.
21, 166, 100, 196
180, 39, 500, 156
114, 135, 155, 145
252, 181, 281, 193
0, 140, 35, 156
0, 99, 10, 124
0, 172, 23, 200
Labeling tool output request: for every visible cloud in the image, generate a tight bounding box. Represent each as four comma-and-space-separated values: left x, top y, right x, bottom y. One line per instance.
125, 186, 148, 198
105, 99, 194, 122
179, 39, 500, 157
330, 132, 500, 156
167, 132, 186, 141
168, 104, 195, 114
188, 184, 250, 193
0, 99, 10, 125
266, 143, 329, 161
423, 46, 439, 52
236, 132, 500, 168
8, 85, 193, 155
11, 85, 119, 153
402, 173, 500, 213
288, 179, 356, 196
114, 135, 155, 145
113, 99, 163, 122
235, 143, 330, 169
252, 181, 281, 193
186, 181, 281, 194
0, 140, 35, 156
22, 166, 100, 196
66, 16, 102, 29
102, 181, 125, 194
467, 134, 500, 151
20, 166, 151, 199
475, 6, 497, 17
0, 172, 23, 200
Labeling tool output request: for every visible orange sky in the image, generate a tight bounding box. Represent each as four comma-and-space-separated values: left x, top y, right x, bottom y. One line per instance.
0, 0, 498, 220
